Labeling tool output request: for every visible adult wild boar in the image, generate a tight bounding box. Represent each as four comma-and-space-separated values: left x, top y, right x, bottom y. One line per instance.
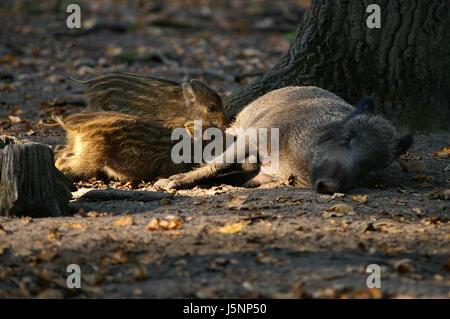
155, 86, 412, 194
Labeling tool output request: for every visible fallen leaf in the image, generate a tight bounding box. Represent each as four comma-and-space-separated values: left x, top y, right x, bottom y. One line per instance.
68, 222, 84, 229
100, 250, 133, 265
323, 203, 355, 218
105, 45, 123, 56
113, 216, 134, 227
146, 218, 183, 231
226, 196, 248, 210
254, 251, 283, 264
428, 189, 450, 200
351, 195, 368, 204
0, 53, 16, 63
411, 207, 424, 216
47, 228, 61, 241
433, 146, 450, 158
9, 108, 23, 116
8, 115, 21, 123
330, 193, 346, 200
212, 221, 248, 234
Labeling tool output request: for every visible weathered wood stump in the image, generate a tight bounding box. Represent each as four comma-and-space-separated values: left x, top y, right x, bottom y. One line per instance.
0, 142, 77, 217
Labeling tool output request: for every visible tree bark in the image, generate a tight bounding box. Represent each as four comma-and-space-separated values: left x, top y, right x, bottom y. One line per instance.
0, 143, 77, 217
224, 0, 449, 131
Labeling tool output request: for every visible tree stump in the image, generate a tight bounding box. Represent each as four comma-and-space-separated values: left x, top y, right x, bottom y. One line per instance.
0, 142, 77, 217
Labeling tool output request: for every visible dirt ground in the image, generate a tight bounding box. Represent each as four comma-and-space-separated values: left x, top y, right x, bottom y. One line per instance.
0, 0, 449, 299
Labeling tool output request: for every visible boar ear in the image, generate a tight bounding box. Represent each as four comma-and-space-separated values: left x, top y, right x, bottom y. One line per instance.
182, 82, 196, 106
355, 96, 375, 115
395, 135, 413, 157
345, 97, 376, 121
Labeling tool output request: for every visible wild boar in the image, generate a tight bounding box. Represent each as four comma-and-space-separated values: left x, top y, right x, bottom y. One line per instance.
54, 112, 197, 181
155, 86, 413, 194
71, 72, 229, 129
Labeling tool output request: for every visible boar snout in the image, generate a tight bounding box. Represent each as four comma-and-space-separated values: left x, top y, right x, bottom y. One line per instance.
314, 179, 340, 194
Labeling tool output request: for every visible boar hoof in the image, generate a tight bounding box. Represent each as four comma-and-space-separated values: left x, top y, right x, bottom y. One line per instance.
154, 178, 170, 191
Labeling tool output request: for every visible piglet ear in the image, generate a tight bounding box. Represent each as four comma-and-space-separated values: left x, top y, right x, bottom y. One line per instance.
395, 135, 413, 157
355, 96, 375, 115
182, 82, 196, 106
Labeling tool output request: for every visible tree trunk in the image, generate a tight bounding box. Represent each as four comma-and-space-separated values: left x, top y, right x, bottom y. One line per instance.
0, 143, 77, 217
224, 0, 449, 131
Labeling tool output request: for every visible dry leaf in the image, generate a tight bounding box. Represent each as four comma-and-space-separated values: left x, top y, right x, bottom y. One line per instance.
323, 203, 355, 218
226, 196, 248, 210
146, 218, 183, 231
428, 189, 450, 200
330, 193, 346, 200
212, 221, 248, 234
8, 115, 21, 123
105, 45, 123, 56
433, 146, 450, 158
9, 108, 23, 116
351, 195, 368, 204
68, 222, 84, 229
47, 228, 61, 241
113, 216, 134, 227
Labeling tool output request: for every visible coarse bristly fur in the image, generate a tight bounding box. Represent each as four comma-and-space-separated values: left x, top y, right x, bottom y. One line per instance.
72, 72, 229, 130
156, 86, 413, 194
54, 112, 224, 182
54, 112, 187, 181
55, 73, 230, 182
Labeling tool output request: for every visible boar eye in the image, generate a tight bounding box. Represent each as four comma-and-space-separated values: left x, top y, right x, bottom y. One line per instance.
206, 104, 216, 112
345, 134, 352, 141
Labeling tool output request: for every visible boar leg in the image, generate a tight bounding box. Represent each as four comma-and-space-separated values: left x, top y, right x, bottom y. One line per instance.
157, 162, 238, 190
243, 172, 277, 187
